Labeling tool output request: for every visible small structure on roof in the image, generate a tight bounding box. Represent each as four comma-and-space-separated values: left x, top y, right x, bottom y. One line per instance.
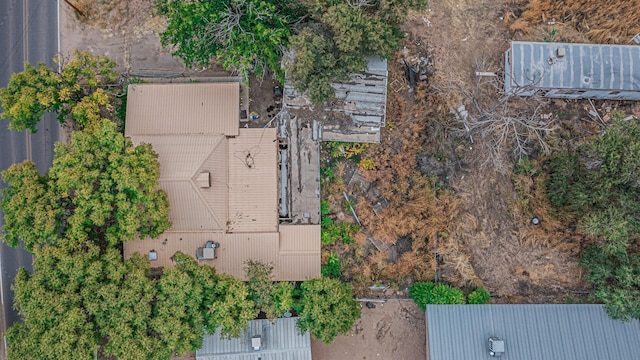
425, 304, 640, 360
123, 82, 320, 281
196, 318, 311, 360
284, 56, 389, 143
504, 41, 640, 100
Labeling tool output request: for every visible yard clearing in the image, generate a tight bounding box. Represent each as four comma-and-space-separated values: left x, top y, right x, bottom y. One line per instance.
311, 300, 425, 360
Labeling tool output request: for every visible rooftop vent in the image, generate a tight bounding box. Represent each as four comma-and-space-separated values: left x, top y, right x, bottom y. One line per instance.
251, 335, 262, 351
196, 172, 211, 188
489, 337, 505, 358
556, 47, 566, 58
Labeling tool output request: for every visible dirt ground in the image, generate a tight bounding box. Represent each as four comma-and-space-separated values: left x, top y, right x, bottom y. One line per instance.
311, 300, 425, 360
403, 0, 591, 301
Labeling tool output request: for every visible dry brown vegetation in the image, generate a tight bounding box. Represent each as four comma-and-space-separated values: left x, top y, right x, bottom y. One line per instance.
321, 0, 631, 302
65, 0, 166, 32
508, 0, 640, 44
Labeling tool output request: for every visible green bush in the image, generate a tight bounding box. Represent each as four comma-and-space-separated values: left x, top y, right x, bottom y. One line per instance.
321, 252, 341, 279
409, 282, 465, 310
320, 209, 360, 246
467, 287, 491, 304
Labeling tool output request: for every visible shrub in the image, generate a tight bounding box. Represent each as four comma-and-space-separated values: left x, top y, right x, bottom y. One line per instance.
358, 158, 375, 170
321, 252, 341, 279
326, 142, 369, 159
467, 287, 491, 304
409, 282, 465, 310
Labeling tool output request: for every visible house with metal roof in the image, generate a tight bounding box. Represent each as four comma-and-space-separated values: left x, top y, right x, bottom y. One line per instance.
196, 318, 312, 360
123, 82, 320, 281
425, 304, 640, 360
504, 41, 640, 100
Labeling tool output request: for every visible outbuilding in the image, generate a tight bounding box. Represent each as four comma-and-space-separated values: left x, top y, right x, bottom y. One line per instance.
504, 41, 640, 100
425, 304, 640, 360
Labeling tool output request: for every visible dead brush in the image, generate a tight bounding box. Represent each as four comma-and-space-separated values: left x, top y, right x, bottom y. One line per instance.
509, 159, 577, 248
437, 233, 479, 286
511, 0, 640, 44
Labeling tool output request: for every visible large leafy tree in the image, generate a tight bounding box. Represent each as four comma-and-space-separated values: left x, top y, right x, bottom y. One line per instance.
245, 260, 294, 320
156, 0, 299, 82
7, 245, 256, 359
0, 51, 119, 132
295, 277, 360, 343
6, 239, 160, 360
285, 0, 421, 104
547, 117, 640, 320
163, 253, 255, 339
0, 119, 171, 250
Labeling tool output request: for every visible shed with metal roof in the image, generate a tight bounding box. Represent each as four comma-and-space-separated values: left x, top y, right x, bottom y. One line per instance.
504, 41, 640, 100
284, 56, 388, 143
425, 304, 640, 360
196, 318, 312, 360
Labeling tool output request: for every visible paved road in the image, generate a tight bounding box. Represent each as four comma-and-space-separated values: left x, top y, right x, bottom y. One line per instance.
0, 0, 60, 331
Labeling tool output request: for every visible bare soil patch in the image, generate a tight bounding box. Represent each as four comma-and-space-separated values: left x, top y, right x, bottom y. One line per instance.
311, 300, 425, 360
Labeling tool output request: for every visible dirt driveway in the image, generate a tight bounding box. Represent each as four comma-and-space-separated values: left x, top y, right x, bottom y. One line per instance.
312, 300, 426, 360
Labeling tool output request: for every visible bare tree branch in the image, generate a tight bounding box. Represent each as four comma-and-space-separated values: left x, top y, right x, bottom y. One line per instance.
436, 56, 556, 173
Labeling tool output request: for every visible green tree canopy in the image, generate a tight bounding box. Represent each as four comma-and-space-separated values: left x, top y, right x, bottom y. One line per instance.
295, 277, 360, 343
0, 51, 118, 132
156, 0, 300, 82
6, 239, 162, 360
547, 118, 640, 256
6, 244, 256, 359
165, 252, 255, 339
284, 27, 344, 104
580, 244, 640, 321
285, 0, 423, 104
0, 119, 171, 250
547, 117, 640, 321
245, 260, 294, 320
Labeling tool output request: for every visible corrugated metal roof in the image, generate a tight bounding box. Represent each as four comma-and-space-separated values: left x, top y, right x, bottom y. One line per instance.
196, 318, 311, 360
284, 56, 388, 141
426, 304, 640, 360
507, 41, 640, 91
123, 227, 320, 280
124, 83, 320, 281
130, 134, 228, 231
125, 82, 240, 136
228, 128, 278, 233
279, 225, 320, 252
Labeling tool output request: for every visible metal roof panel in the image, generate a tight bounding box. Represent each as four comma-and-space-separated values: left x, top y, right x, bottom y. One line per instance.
509, 41, 640, 91
426, 304, 640, 360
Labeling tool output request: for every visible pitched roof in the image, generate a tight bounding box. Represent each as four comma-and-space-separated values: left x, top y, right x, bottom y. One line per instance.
506, 41, 640, 92
196, 318, 312, 360
131, 134, 228, 231
123, 82, 320, 280
123, 226, 321, 281
228, 129, 278, 233
125, 82, 240, 136
425, 304, 640, 360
